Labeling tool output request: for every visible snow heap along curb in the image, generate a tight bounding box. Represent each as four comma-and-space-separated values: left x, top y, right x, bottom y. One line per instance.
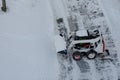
50, 0, 120, 80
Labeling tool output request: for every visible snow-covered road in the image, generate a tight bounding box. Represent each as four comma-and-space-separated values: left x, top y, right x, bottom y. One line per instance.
50, 0, 120, 80
0, 0, 58, 80
100, 0, 120, 59
0, 0, 120, 80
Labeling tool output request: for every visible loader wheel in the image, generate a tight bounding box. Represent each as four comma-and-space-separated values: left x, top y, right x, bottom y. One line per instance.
72, 51, 82, 61
87, 50, 97, 60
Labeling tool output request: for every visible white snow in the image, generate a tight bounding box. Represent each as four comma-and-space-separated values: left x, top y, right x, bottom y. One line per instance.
99, 0, 120, 57
0, 0, 120, 80
51, 0, 120, 80
0, 0, 58, 80
99, 0, 120, 78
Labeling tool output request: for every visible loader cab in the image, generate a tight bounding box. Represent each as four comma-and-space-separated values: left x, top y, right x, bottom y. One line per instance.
74, 29, 100, 40
73, 29, 101, 49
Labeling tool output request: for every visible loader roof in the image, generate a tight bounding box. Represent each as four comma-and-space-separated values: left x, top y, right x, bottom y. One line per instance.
76, 30, 88, 37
